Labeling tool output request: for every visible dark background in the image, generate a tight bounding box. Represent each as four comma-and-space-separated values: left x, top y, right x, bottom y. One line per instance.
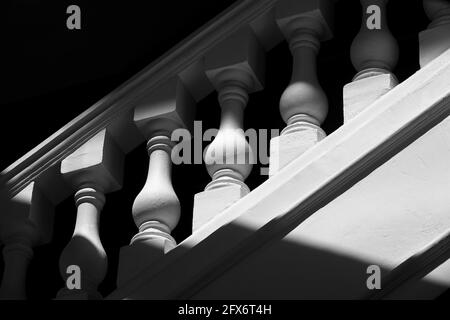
0, 0, 448, 299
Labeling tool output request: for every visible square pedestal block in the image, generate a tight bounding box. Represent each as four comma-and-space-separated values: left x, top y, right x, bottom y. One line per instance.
343, 73, 397, 122
269, 127, 325, 176
193, 184, 248, 232
116, 238, 175, 288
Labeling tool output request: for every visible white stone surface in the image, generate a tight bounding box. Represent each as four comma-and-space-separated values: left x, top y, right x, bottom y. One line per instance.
193, 185, 247, 232
293, 115, 450, 271
193, 115, 450, 299
192, 26, 265, 229
269, 124, 326, 176
343, 72, 397, 122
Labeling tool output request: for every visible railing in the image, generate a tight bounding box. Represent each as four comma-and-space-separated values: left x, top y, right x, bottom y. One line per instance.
0, 0, 449, 299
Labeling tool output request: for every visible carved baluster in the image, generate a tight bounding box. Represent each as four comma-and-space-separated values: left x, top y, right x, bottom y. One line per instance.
57, 129, 124, 300
117, 77, 194, 287
192, 26, 265, 231
420, 0, 450, 68
131, 135, 179, 249
0, 182, 53, 299
344, 0, 399, 121
269, 0, 333, 176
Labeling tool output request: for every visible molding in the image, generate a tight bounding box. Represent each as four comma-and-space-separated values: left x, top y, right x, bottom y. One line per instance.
0, 0, 279, 199
107, 48, 450, 299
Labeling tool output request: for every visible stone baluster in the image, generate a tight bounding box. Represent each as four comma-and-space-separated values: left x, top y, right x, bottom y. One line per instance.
192, 26, 265, 232
131, 135, 178, 249
344, 0, 399, 121
269, 0, 333, 176
57, 129, 124, 300
117, 77, 194, 287
420, 0, 450, 68
0, 182, 53, 299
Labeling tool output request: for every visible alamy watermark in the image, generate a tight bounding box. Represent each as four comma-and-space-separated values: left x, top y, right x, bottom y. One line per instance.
366, 264, 381, 290
66, 264, 81, 290
170, 121, 280, 176
366, 5, 381, 30
66, 5, 81, 30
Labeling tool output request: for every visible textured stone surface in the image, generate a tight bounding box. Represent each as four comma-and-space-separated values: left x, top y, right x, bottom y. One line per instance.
343, 72, 397, 122
269, 125, 326, 176
193, 184, 248, 232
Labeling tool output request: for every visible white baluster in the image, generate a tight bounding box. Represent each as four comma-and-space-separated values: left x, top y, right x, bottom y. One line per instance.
204, 71, 253, 194
117, 77, 194, 287
344, 0, 399, 121
192, 26, 265, 232
57, 129, 123, 299
270, 0, 333, 176
131, 134, 179, 249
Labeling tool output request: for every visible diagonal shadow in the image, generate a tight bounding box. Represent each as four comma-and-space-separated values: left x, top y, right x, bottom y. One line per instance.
124, 222, 450, 300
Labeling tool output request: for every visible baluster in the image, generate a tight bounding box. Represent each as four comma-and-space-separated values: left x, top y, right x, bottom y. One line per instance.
131, 135, 178, 250
192, 26, 265, 232
420, 0, 450, 68
117, 77, 194, 287
0, 182, 53, 299
57, 129, 124, 299
344, 0, 399, 122
269, 0, 333, 176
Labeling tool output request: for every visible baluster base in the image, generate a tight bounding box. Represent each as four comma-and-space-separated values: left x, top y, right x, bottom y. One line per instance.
343, 70, 398, 122
269, 118, 326, 176
193, 181, 249, 232
116, 222, 176, 288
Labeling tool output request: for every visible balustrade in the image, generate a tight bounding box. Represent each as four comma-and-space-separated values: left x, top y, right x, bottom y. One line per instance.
57, 129, 124, 299
0, 0, 440, 300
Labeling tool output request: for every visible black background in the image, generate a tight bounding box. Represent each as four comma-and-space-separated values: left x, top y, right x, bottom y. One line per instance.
0, 0, 448, 300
